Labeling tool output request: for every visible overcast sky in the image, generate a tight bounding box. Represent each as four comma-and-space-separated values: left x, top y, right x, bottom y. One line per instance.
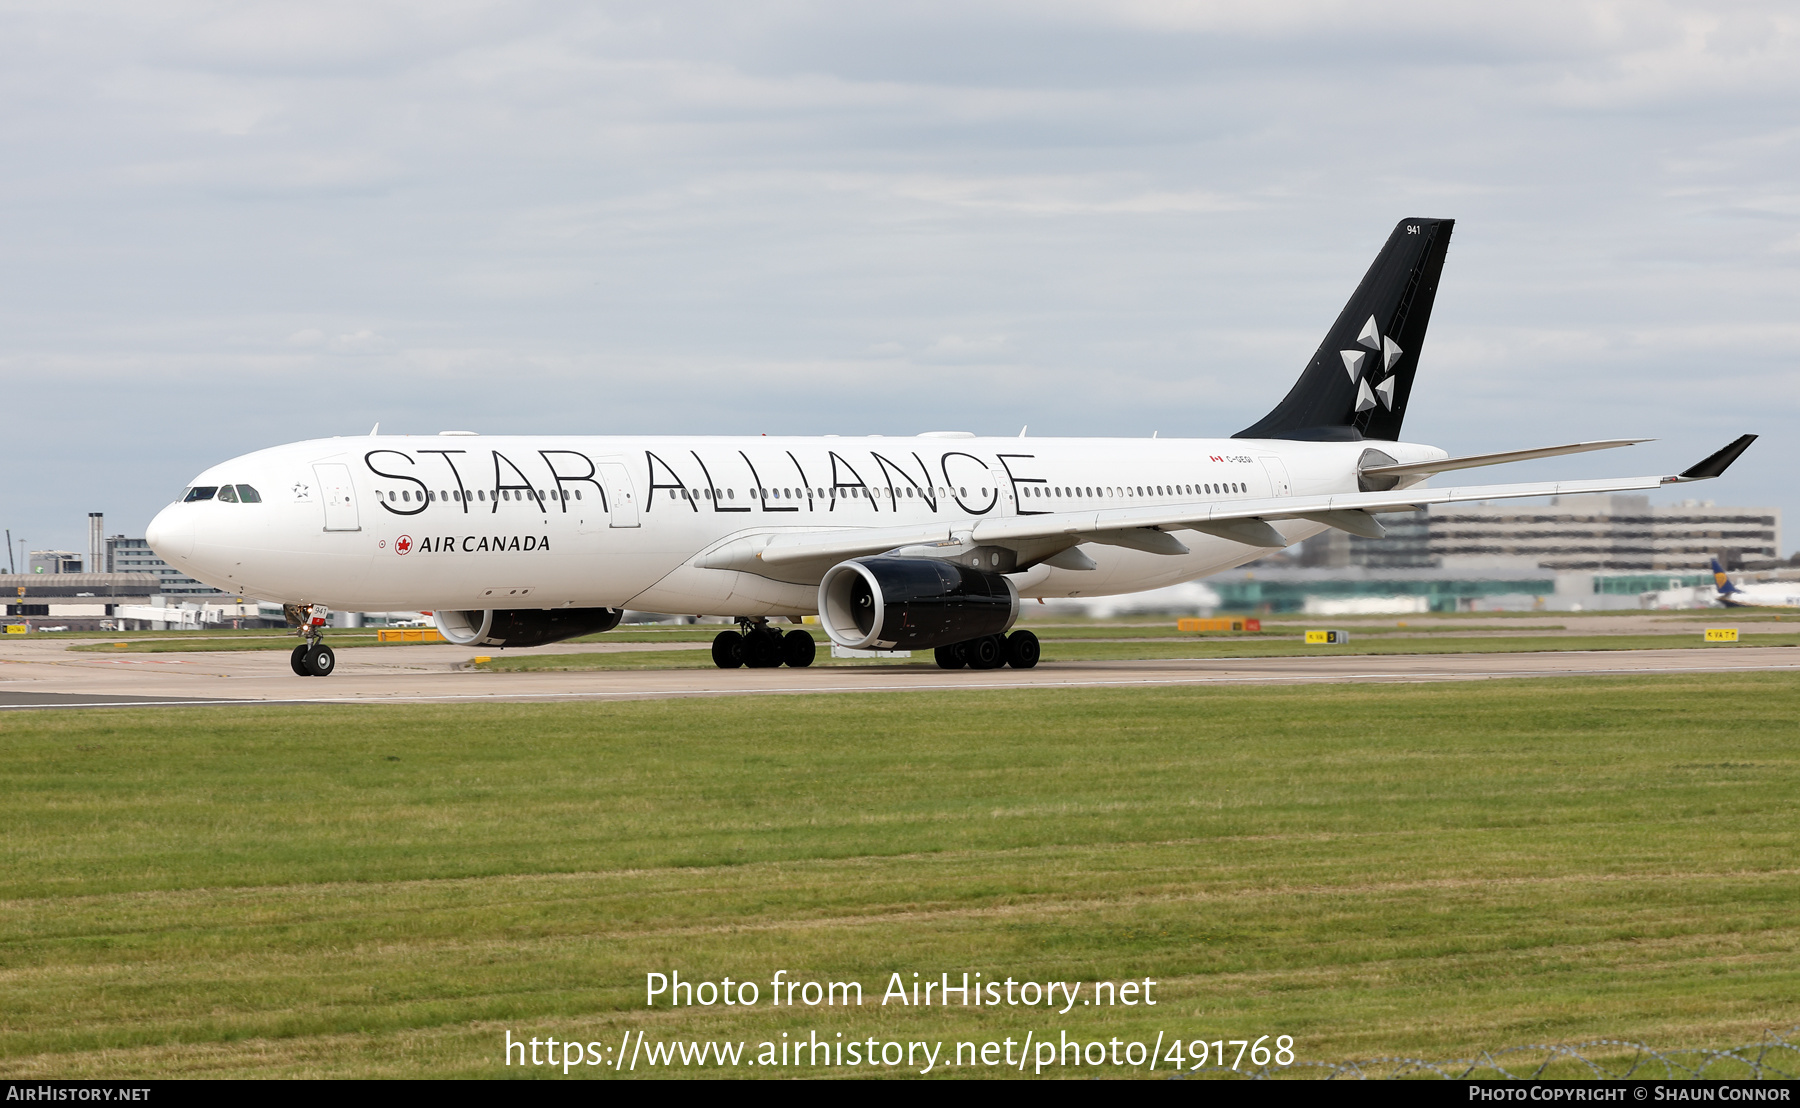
4, 0, 1796, 563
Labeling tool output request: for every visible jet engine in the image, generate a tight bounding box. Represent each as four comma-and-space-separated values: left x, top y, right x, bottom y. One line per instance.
817, 556, 1018, 650
433, 607, 623, 648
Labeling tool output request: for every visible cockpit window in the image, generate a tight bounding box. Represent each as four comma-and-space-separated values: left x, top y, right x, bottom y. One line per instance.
183, 486, 218, 502
236, 484, 262, 503
217, 484, 240, 503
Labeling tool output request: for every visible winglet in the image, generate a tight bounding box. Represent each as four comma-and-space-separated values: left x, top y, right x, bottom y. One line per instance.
1673, 434, 1756, 481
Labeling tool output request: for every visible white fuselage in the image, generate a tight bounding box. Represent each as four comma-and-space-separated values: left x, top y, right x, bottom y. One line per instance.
146, 433, 1447, 616
1720, 585, 1800, 609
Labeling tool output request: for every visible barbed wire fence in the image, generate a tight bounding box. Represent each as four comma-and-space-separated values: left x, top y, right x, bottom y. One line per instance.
1185, 1026, 1800, 1080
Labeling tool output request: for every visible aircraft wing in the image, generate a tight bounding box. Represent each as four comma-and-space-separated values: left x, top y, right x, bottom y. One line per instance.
700, 435, 1757, 572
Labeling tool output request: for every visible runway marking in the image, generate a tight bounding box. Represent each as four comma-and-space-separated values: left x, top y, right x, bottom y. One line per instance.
1, 658, 1793, 709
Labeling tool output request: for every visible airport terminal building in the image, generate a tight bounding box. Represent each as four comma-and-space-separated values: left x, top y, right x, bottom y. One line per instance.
1233, 494, 1785, 614
1299, 495, 1781, 574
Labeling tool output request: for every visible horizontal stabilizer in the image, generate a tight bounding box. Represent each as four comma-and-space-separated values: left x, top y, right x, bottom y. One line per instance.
1360, 438, 1651, 478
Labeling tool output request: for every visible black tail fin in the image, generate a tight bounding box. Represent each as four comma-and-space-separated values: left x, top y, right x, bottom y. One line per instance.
1236, 217, 1454, 442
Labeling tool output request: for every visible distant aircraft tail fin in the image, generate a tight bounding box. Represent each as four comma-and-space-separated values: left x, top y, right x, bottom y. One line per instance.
1711, 557, 1742, 595
1236, 217, 1454, 443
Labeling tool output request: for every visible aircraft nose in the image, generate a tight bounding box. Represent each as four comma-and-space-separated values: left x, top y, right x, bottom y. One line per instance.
146, 502, 195, 565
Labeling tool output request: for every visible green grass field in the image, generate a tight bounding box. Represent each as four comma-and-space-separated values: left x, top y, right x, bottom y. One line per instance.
2, 674, 1796, 1078
474, 633, 1800, 671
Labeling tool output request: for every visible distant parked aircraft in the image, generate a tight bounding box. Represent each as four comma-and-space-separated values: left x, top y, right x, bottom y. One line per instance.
1710, 558, 1800, 608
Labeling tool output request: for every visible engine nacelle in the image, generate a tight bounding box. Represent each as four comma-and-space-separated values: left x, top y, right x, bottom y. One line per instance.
433, 607, 623, 648
818, 556, 1018, 650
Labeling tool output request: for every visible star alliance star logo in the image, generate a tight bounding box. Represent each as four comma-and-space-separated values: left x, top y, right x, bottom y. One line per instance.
1339, 315, 1402, 414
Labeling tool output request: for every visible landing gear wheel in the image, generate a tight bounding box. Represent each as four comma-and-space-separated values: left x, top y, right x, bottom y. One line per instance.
781, 630, 817, 668
291, 643, 311, 676
743, 630, 781, 668
711, 630, 745, 669
1005, 629, 1040, 669
967, 634, 1006, 670
934, 643, 968, 670
302, 643, 335, 677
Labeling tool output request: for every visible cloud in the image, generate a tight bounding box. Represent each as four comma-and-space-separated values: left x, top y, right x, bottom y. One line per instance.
325, 329, 397, 355
2, 0, 1797, 553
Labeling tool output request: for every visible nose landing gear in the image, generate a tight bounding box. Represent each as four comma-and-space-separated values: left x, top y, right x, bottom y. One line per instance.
285, 604, 337, 677
711, 619, 817, 670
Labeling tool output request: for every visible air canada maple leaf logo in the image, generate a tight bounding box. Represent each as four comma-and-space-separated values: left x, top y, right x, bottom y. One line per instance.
395, 535, 413, 555
1339, 315, 1403, 415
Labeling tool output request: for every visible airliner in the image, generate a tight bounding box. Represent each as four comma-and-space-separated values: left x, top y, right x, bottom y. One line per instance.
1710, 558, 1800, 608
145, 218, 1756, 677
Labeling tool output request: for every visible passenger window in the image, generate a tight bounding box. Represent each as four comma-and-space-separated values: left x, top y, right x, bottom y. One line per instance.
236, 484, 262, 503
183, 486, 218, 502
218, 484, 239, 503
478, 490, 486, 501
575, 489, 582, 500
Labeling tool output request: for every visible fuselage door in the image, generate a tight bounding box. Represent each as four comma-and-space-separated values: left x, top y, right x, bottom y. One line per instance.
597, 462, 639, 528
1260, 456, 1292, 498
313, 463, 361, 531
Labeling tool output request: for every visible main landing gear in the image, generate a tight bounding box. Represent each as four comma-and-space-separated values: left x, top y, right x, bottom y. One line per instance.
934, 629, 1039, 670
712, 619, 817, 670
286, 603, 337, 677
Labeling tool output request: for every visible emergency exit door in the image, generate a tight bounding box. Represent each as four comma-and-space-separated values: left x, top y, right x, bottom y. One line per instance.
597, 462, 639, 527
1260, 457, 1292, 498
313, 463, 360, 531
